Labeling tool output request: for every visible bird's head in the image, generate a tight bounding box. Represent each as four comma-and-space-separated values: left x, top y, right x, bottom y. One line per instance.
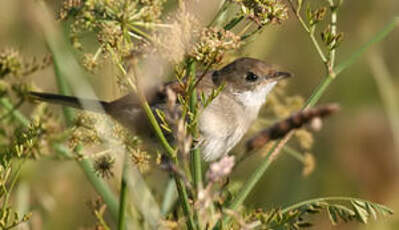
212, 57, 292, 108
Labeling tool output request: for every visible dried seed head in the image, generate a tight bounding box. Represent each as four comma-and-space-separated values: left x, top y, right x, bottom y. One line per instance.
308, 7, 327, 26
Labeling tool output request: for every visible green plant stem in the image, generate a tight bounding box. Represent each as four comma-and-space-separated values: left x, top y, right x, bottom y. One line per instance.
1, 161, 25, 213
335, 17, 399, 75
95, 207, 112, 230
118, 153, 129, 230
283, 146, 306, 163
188, 62, 202, 190
188, 61, 202, 229
222, 17, 399, 225
0, 98, 30, 127
52, 61, 76, 125
304, 74, 334, 108
141, 102, 176, 156
309, 25, 329, 65
142, 100, 197, 229
131, 63, 197, 230
224, 16, 244, 31
192, 147, 202, 188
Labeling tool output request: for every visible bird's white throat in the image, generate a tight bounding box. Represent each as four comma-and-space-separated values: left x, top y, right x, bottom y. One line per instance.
233, 82, 277, 110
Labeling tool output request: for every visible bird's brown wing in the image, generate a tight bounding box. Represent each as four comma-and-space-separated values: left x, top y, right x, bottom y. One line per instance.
145, 70, 217, 106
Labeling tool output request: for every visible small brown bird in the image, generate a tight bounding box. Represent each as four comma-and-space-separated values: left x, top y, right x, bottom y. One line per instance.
30, 57, 291, 161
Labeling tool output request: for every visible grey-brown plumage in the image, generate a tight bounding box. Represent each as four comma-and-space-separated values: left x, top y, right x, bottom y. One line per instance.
30, 57, 291, 161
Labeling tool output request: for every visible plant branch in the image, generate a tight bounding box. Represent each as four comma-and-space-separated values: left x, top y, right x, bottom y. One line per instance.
335, 17, 399, 75
281, 196, 393, 214
309, 25, 329, 65
188, 62, 203, 191
288, 0, 328, 65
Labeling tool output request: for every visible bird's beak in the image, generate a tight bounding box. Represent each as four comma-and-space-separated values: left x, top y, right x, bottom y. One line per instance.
269, 71, 293, 81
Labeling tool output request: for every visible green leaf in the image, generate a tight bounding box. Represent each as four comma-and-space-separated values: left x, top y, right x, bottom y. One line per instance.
351, 200, 369, 224
331, 204, 355, 223
372, 202, 394, 216
365, 202, 377, 220
327, 206, 338, 225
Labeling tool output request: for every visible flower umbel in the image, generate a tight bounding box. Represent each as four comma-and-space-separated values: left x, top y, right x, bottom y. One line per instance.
234, 0, 289, 26
191, 27, 241, 66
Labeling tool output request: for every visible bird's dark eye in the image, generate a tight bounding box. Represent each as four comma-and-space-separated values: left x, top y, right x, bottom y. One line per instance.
245, 72, 259, 82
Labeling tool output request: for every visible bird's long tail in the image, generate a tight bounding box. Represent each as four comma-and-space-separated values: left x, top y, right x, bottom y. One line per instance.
29, 92, 110, 114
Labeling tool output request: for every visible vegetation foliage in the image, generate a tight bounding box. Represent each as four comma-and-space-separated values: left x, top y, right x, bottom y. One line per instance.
0, 0, 397, 229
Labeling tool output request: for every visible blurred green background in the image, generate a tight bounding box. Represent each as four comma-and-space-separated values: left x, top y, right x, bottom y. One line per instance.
0, 0, 398, 229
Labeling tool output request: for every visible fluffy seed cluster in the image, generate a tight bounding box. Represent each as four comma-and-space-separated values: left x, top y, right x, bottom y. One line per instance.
154, 10, 200, 63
